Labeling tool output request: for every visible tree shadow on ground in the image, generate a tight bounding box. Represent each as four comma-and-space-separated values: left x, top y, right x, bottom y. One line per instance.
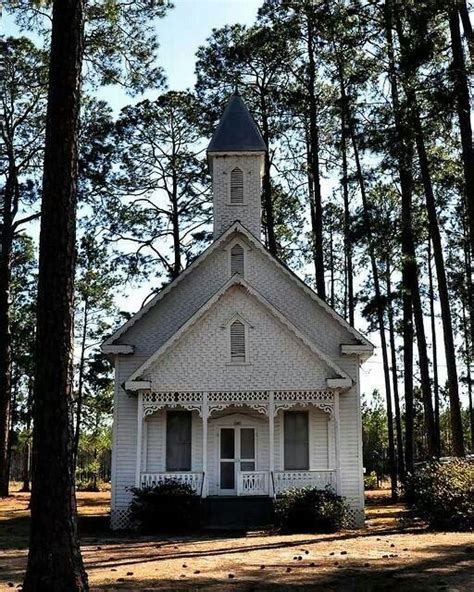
87, 543, 473, 592
80, 518, 429, 573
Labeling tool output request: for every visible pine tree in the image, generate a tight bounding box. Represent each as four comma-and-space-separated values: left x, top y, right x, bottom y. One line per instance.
23, 0, 88, 588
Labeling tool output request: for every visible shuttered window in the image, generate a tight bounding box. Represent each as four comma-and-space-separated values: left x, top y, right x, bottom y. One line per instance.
230, 320, 246, 362
230, 167, 244, 204
284, 411, 309, 470
230, 244, 244, 275
166, 411, 192, 471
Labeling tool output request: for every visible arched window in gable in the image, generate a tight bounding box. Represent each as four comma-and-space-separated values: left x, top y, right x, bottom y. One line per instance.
230, 320, 246, 363
230, 167, 244, 204
230, 243, 244, 276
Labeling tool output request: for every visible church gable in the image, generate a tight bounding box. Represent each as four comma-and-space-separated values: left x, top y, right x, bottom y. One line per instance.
133, 283, 343, 393
103, 223, 371, 364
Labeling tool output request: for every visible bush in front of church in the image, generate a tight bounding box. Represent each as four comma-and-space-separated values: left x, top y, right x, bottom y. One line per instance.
406, 459, 473, 531
129, 479, 201, 533
274, 487, 350, 533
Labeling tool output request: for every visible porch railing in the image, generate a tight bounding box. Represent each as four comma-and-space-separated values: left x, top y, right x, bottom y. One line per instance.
238, 471, 269, 495
140, 472, 204, 493
273, 470, 336, 494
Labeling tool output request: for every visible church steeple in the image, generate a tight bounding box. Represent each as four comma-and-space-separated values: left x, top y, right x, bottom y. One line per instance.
207, 91, 266, 240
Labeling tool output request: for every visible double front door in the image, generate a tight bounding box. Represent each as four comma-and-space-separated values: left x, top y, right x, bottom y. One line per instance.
219, 426, 256, 494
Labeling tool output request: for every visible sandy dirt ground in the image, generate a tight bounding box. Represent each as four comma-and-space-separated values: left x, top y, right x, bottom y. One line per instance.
0, 489, 473, 591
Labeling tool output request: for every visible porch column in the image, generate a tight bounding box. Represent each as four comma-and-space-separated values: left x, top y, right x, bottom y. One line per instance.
334, 392, 342, 495
135, 391, 144, 487
202, 393, 208, 497
268, 392, 275, 497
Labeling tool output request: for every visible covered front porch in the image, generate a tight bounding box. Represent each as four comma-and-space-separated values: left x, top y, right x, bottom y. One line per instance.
134, 389, 343, 498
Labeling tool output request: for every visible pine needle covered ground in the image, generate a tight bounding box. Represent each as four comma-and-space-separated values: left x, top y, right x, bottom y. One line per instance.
0, 489, 472, 591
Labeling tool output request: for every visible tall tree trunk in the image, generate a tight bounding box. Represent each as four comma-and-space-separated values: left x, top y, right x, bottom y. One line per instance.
259, 97, 276, 256
329, 229, 335, 309
461, 298, 474, 449
394, 8, 465, 458
462, 217, 474, 450
409, 109, 465, 457
449, 3, 474, 366
458, 0, 473, 60
386, 265, 405, 477
73, 297, 89, 463
385, 0, 438, 457
305, 132, 319, 285
385, 261, 405, 479
23, 0, 88, 589
0, 164, 15, 497
341, 72, 397, 498
340, 100, 354, 325
403, 281, 415, 474
306, 14, 326, 299
21, 380, 34, 493
411, 111, 465, 456
427, 241, 441, 451
171, 171, 181, 279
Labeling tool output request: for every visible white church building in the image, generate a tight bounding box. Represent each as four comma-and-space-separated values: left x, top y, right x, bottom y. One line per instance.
102, 91, 374, 529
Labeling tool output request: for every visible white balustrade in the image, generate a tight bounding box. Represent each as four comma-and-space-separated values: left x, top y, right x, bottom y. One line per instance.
273, 470, 336, 494
238, 471, 269, 495
140, 472, 204, 493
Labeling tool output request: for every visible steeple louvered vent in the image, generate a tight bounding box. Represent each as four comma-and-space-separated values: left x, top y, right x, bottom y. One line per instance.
230, 168, 244, 204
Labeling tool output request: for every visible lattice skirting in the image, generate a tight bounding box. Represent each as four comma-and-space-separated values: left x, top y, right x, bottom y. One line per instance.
110, 508, 133, 530
346, 504, 365, 528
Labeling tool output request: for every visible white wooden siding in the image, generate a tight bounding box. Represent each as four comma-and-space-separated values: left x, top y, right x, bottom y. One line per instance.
112, 355, 148, 511
110, 230, 366, 525
143, 286, 333, 392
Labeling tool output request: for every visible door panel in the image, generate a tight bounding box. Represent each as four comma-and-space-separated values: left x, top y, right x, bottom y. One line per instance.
219, 426, 256, 494
220, 428, 235, 459
220, 461, 235, 490
240, 428, 255, 459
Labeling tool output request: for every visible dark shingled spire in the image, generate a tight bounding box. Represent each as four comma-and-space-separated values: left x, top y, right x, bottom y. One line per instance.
207, 90, 267, 153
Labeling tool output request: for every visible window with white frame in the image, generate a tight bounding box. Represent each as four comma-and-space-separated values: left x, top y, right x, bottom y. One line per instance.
230, 243, 244, 276
284, 411, 309, 470
230, 167, 244, 204
230, 320, 246, 363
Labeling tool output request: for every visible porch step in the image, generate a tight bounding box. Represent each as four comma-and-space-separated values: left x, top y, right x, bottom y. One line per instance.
201, 497, 274, 529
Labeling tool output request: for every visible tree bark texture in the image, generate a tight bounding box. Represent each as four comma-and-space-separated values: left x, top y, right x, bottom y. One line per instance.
385, 0, 438, 457
411, 107, 465, 457
340, 99, 354, 326
427, 241, 441, 450
307, 14, 326, 300
449, 3, 474, 366
386, 263, 405, 479
259, 96, 276, 256
0, 163, 15, 497
394, 5, 465, 458
345, 91, 398, 497
23, 0, 88, 590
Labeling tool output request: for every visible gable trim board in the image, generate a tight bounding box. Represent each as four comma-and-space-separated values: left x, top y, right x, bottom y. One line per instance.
125, 275, 353, 387
102, 222, 373, 354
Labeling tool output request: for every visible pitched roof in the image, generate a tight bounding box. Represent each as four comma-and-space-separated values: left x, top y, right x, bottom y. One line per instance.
207, 90, 267, 153
102, 222, 374, 353
126, 276, 352, 384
